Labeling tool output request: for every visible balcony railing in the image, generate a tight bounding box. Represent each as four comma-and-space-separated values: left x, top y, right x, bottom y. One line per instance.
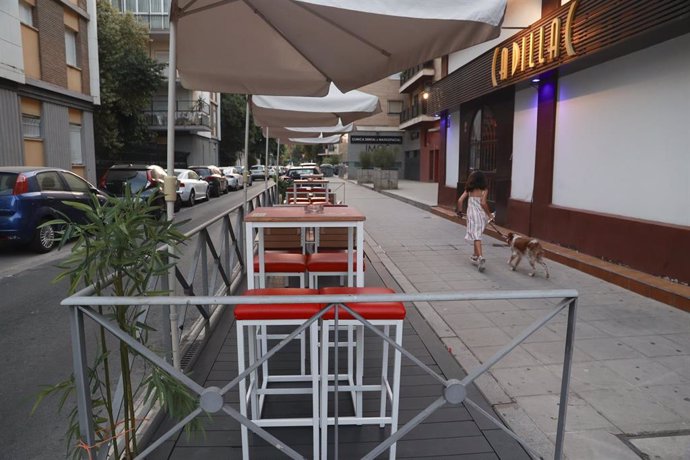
399, 98, 429, 125
399, 61, 434, 88
145, 99, 212, 130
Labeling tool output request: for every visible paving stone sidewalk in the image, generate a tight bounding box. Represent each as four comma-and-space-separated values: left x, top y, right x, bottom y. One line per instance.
338, 178, 690, 460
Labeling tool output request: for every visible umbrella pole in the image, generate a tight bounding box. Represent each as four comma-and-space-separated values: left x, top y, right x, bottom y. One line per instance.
264, 127, 269, 195
243, 95, 250, 214
165, 19, 180, 369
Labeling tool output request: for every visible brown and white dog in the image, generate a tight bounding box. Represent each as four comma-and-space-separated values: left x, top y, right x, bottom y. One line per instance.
504, 232, 550, 278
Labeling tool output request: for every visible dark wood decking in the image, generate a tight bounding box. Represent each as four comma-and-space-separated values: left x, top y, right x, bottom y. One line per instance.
147, 258, 530, 459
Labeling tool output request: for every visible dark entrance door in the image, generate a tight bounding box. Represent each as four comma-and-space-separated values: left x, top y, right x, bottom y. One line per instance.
404, 150, 420, 180
458, 87, 514, 225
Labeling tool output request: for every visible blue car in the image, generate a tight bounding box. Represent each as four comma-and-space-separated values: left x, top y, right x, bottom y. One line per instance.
0, 166, 107, 253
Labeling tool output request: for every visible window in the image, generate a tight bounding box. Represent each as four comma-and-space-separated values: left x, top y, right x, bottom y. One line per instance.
69, 123, 83, 164
19, 1, 33, 26
22, 115, 41, 138
65, 30, 77, 67
62, 172, 90, 192
387, 100, 403, 115
37, 172, 64, 191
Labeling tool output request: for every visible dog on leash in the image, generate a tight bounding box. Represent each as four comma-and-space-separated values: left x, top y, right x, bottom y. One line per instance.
504, 232, 550, 278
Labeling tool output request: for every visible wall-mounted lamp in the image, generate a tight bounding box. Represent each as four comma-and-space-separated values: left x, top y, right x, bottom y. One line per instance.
530, 77, 541, 89
422, 84, 431, 100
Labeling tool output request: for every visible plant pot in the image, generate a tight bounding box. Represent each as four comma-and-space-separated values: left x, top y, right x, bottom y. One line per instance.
373, 168, 398, 190
357, 168, 374, 184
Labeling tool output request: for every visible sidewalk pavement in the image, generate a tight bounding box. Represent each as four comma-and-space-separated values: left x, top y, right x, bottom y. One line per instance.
339, 178, 690, 460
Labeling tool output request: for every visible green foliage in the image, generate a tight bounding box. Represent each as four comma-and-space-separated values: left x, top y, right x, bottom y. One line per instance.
359, 151, 373, 169
219, 94, 280, 167
320, 154, 341, 165
370, 146, 398, 169
95, 0, 164, 161
35, 192, 201, 457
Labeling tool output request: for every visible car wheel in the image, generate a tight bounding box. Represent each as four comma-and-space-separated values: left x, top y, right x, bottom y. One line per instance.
212, 183, 220, 197
205, 186, 211, 201
31, 219, 57, 253
188, 190, 196, 207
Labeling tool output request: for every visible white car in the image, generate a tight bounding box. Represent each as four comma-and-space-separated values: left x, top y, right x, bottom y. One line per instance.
222, 166, 243, 190
250, 165, 266, 181
175, 168, 210, 206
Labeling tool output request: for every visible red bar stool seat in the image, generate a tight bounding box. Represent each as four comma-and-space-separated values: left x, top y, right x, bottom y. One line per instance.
235, 288, 322, 459
253, 252, 307, 288
317, 287, 406, 460
306, 251, 365, 288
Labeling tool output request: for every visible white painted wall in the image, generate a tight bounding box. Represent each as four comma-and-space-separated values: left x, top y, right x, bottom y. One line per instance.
0, 0, 25, 83
553, 33, 690, 227
511, 87, 538, 201
445, 110, 460, 188
448, 0, 541, 73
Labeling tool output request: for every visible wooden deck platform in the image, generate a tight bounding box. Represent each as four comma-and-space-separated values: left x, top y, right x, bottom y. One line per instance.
147, 256, 530, 459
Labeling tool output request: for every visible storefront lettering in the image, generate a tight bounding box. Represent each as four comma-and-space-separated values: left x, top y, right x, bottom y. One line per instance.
491, 0, 578, 87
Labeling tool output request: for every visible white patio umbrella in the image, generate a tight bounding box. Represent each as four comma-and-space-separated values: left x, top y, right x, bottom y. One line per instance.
252, 84, 380, 128
172, 0, 507, 96
262, 122, 354, 141
288, 134, 342, 145
166, 0, 507, 216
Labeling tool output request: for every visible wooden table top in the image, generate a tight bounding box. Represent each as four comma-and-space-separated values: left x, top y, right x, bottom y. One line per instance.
245, 206, 365, 222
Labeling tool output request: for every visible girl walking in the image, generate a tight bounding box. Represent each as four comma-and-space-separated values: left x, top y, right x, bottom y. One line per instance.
456, 170, 494, 272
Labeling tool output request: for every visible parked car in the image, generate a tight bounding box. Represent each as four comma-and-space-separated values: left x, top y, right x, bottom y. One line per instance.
0, 167, 109, 252
320, 164, 334, 177
250, 165, 266, 181
221, 166, 244, 190
189, 165, 228, 197
236, 166, 252, 186
282, 165, 323, 183
100, 164, 179, 217
174, 168, 210, 206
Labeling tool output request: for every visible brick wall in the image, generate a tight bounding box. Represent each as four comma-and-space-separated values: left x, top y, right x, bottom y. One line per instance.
36, 0, 67, 88
355, 78, 403, 128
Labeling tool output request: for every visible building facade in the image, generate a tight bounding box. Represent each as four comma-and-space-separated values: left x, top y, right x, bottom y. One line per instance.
429, 0, 690, 283
112, 0, 221, 168
0, 0, 100, 183
337, 76, 404, 170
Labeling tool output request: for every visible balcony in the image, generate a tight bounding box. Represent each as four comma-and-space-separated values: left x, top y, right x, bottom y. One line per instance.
399, 61, 435, 93
399, 97, 439, 130
145, 99, 211, 132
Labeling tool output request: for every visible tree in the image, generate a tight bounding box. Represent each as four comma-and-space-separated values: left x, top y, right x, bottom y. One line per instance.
95, 0, 164, 161
219, 94, 280, 166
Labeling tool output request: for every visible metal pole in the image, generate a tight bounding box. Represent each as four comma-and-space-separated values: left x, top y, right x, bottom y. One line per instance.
555, 298, 578, 459
243, 96, 250, 214
70, 306, 96, 453
264, 127, 269, 194
166, 20, 181, 369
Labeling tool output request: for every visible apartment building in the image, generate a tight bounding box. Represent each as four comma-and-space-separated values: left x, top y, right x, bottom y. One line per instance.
111, 0, 221, 167
0, 0, 100, 182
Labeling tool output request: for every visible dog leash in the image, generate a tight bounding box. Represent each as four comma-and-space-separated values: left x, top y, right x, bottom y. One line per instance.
488, 219, 508, 239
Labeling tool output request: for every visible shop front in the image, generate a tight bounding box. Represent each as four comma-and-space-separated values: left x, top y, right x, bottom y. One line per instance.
430, 0, 690, 283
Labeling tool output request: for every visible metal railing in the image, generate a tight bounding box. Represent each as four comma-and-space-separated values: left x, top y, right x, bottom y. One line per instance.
63, 281, 577, 459
60, 184, 277, 457
399, 61, 434, 87
399, 98, 429, 124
